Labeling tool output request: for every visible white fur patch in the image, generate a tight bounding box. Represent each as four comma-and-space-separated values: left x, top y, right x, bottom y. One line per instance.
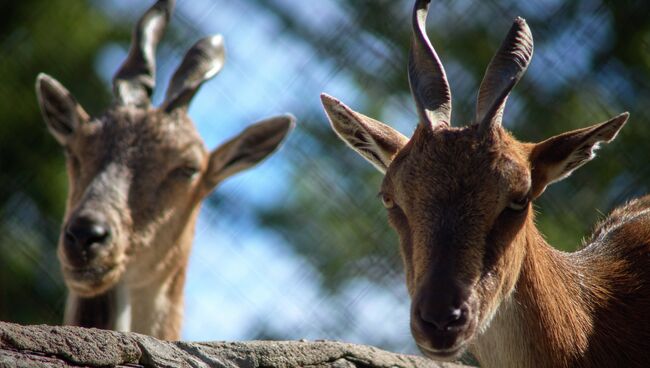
114, 283, 132, 332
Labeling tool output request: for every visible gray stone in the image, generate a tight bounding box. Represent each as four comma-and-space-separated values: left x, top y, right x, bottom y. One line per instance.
0, 321, 468, 368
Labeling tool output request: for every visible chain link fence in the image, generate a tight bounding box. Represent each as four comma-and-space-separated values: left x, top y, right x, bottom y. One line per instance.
1, 0, 649, 360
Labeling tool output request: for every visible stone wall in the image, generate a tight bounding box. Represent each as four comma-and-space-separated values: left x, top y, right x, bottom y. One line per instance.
0, 322, 467, 367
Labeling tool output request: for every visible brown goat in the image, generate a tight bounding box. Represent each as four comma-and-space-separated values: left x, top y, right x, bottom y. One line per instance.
322, 0, 650, 366
36, 0, 294, 340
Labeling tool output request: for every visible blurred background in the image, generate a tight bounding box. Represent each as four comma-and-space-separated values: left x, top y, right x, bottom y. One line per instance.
1, 0, 649, 361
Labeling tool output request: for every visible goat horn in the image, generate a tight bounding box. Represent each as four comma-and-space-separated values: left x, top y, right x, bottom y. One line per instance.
408, 0, 452, 131
477, 17, 533, 132
113, 0, 174, 107
162, 35, 226, 112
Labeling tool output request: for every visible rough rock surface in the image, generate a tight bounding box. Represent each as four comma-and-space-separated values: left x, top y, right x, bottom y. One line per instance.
0, 321, 468, 367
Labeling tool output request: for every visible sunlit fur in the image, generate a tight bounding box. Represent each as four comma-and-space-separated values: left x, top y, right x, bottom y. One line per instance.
38, 85, 294, 340
60, 107, 206, 295
55, 105, 211, 339
323, 0, 648, 364
382, 125, 533, 359
37, 0, 295, 340
327, 109, 650, 366
36, 78, 296, 340
61, 108, 204, 288
36, 1, 297, 340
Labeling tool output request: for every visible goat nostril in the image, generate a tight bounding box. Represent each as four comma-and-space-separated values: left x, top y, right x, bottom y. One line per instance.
445, 308, 465, 329
65, 217, 111, 249
419, 306, 466, 331
64, 229, 77, 245
449, 308, 461, 320
88, 223, 109, 243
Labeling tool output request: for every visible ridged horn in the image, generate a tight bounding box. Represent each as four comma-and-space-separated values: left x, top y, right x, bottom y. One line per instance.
477, 17, 533, 132
408, 0, 452, 131
162, 35, 226, 112
112, 0, 174, 107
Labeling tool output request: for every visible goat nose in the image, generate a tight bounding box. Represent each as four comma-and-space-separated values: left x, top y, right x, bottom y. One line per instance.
419, 305, 465, 331
64, 216, 110, 250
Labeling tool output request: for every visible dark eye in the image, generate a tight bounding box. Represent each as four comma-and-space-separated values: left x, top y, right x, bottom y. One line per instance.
506, 196, 529, 212
171, 166, 200, 180
380, 193, 395, 209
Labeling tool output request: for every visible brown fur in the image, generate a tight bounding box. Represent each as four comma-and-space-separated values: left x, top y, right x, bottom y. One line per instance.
54, 105, 209, 340
322, 1, 645, 364
472, 199, 650, 367
37, 0, 294, 340
325, 102, 649, 366
43, 92, 291, 340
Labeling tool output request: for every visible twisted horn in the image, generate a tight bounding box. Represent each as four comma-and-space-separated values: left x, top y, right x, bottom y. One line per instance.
113, 0, 174, 107
477, 17, 533, 132
408, 0, 452, 130
162, 35, 226, 112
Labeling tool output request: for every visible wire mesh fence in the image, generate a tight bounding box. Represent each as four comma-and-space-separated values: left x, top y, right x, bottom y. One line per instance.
1, 0, 649, 359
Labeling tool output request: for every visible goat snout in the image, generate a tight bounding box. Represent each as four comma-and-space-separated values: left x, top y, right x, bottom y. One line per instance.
410, 281, 473, 353
63, 215, 111, 266
417, 303, 468, 332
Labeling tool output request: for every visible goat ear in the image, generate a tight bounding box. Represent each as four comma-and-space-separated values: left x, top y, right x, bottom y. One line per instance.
204, 114, 295, 188
321, 93, 408, 173
530, 112, 628, 198
36, 73, 89, 145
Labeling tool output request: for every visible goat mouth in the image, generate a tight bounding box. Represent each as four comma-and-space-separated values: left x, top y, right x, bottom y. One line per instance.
417, 342, 466, 361
411, 319, 475, 361
62, 264, 122, 296
65, 265, 113, 278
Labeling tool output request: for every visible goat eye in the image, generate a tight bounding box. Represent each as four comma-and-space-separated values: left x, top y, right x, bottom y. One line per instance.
172, 166, 199, 180
381, 194, 395, 209
507, 196, 529, 211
